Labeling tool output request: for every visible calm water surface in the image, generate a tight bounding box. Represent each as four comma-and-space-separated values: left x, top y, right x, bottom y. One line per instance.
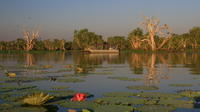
0, 52, 200, 111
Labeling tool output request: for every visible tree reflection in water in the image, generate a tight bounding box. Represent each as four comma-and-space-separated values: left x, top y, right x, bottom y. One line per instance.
129, 53, 171, 86
25, 53, 35, 67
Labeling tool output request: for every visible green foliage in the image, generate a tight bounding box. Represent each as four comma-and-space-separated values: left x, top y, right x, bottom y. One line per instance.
107, 36, 127, 50
73, 29, 104, 50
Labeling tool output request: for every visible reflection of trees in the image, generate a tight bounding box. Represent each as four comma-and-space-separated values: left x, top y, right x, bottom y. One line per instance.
128, 53, 170, 85
145, 53, 158, 85
73, 53, 122, 73
25, 53, 35, 67
128, 52, 200, 85
128, 53, 145, 74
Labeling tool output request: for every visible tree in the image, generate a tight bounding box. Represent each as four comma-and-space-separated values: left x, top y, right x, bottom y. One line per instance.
128, 28, 145, 49
188, 27, 200, 49
141, 17, 172, 51
15, 38, 26, 50
73, 29, 104, 50
107, 36, 126, 50
23, 29, 39, 51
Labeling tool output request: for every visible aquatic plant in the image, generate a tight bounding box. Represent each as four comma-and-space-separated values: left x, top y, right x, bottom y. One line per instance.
5, 72, 16, 78
22, 92, 54, 105
108, 76, 141, 81
127, 85, 159, 90
169, 84, 193, 87
51, 85, 69, 90
0, 85, 37, 92
71, 93, 87, 101
1, 77, 48, 83
136, 105, 175, 112
90, 72, 113, 75
60, 101, 134, 112
158, 98, 193, 108
82, 109, 91, 112
76, 67, 84, 73
179, 90, 200, 98
103, 92, 137, 97
57, 78, 85, 83
95, 97, 145, 105
135, 92, 181, 99
42, 65, 53, 69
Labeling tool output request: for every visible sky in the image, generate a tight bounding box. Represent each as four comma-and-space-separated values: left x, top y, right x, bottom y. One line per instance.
0, 0, 200, 41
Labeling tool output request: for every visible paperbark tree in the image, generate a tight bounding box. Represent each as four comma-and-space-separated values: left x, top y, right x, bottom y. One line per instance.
23, 29, 39, 51
142, 17, 172, 51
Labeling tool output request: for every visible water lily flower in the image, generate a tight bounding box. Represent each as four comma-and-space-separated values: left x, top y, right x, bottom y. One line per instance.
71, 93, 87, 101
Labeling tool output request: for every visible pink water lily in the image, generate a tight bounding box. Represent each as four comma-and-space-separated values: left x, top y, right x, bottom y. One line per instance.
71, 93, 87, 101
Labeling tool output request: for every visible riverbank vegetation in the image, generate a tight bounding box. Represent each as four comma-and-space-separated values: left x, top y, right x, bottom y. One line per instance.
0, 17, 200, 51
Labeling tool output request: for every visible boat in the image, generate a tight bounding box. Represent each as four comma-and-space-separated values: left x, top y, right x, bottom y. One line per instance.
84, 48, 119, 53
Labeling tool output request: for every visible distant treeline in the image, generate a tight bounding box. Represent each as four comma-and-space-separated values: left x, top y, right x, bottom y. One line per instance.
0, 17, 200, 51
0, 27, 200, 51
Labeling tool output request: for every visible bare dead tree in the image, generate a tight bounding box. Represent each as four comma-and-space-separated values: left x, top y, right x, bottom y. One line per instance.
141, 16, 172, 51
23, 29, 39, 51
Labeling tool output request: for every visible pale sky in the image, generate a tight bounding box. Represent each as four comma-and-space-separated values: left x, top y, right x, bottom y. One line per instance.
0, 0, 200, 41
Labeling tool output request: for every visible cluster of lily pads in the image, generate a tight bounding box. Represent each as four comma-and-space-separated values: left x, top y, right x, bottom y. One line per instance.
1, 63, 200, 112
1, 81, 200, 112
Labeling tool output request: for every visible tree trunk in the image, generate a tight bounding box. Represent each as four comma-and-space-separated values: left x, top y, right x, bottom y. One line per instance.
149, 34, 156, 51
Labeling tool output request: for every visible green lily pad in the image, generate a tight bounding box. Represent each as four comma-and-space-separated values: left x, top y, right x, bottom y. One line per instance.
108, 77, 141, 81
0, 85, 37, 92
169, 84, 193, 87
57, 78, 85, 83
127, 85, 159, 90
95, 97, 145, 105
179, 90, 200, 98
103, 92, 137, 97
158, 98, 193, 108
51, 85, 69, 90
135, 92, 182, 99
60, 101, 134, 112
136, 105, 175, 112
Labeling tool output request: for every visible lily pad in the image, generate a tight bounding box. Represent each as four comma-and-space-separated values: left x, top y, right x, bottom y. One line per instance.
95, 97, 145, 105
108, 77, 141, 81
51, 85, 70, 90
103, 92, 137, 97
57, 78, 85, 83
136, 105, 175, 112
179, 90, 200, 98
169, 84, 193, 87
127, 85, 159, 90
60, 101, 134, 112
